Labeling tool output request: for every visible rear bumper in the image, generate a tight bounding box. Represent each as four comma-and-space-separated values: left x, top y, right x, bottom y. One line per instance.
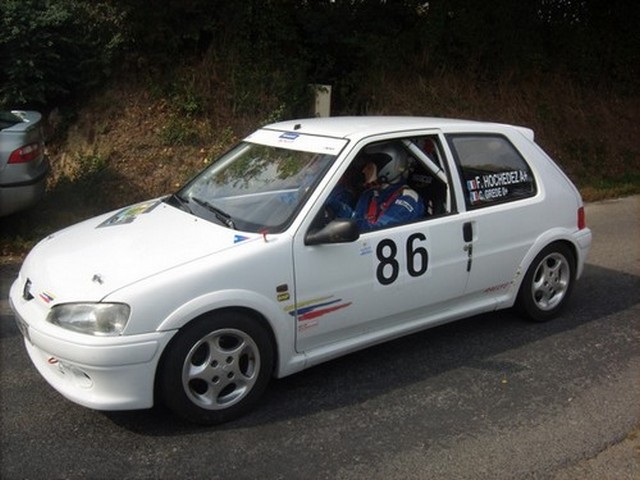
0, 158, 49, 216
574, 227, 593, 279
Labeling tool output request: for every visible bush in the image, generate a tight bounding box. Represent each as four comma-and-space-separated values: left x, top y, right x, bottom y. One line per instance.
0, 0, 126, 108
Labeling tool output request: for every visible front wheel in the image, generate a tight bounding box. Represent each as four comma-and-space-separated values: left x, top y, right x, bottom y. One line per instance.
158, 311, 274, 425
516, 243, 576, 322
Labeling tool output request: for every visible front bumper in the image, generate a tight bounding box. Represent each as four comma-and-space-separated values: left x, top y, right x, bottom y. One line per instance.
10, 282, 176, 411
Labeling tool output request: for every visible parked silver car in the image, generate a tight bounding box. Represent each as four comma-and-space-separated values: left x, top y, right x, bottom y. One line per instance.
0, 110, 50, 216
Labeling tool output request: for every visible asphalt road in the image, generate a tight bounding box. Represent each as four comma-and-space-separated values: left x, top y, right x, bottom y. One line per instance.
1, 196, 639, 480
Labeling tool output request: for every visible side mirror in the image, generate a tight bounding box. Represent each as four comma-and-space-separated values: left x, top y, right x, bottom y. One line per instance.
304, 219, 360, 246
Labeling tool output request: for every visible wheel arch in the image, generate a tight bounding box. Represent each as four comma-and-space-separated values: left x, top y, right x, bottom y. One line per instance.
152, 289, 297, 398
157, 289, 291, 350
152, 304, 282, 410
512, 236, 578, 321
506, 232, 579, 308
160, 301, 281, 364
531, 238, 577, 272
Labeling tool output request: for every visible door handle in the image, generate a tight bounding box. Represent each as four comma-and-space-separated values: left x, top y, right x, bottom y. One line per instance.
463, 221, 473, 242
464, 244, 473, 271
463, 222, 473, 271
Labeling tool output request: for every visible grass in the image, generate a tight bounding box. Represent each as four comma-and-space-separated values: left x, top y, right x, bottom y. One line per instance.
579, 172, 640, 201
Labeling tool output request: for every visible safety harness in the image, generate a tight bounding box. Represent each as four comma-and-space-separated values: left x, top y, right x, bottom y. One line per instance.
365, 185, 409, 224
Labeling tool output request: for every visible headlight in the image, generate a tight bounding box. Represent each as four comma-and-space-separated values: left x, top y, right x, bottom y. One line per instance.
47, 303, 130, 336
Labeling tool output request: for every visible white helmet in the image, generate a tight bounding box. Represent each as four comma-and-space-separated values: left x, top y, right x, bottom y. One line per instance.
367, 143, 409, 184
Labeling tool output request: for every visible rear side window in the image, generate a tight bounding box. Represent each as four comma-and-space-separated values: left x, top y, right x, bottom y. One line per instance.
448, 134, 536, 209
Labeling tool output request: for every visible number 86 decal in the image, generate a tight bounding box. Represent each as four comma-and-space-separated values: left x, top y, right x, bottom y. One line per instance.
376, 233, 429, 285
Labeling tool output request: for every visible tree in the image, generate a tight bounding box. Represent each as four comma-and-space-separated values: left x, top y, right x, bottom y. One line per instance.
0, 0, 126, 108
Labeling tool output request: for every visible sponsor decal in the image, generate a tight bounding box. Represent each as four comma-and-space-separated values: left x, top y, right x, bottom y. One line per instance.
234, 235, 250, 243
298, 320, 319, 332
466, 170, 530, 204
97, 200, 160, 228
279, 132, 299, 141
360, 241, 373, 256
276, 283, 291, 302
287, 295, 352, 322
39, 291, 55, 304
277, 292, 290, 302
483, 282, 511, 294
394, 198, 415, 212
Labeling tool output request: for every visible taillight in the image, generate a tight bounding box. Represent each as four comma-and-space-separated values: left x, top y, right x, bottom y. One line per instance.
577, 206, 586, 230
8, 142, 42, 164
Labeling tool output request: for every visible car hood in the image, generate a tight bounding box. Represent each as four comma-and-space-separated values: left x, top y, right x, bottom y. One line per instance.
20, 199, 259, 305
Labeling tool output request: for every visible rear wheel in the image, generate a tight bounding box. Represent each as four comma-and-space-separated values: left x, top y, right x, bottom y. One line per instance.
516, 243, 575, 322
158, 311, 274, 425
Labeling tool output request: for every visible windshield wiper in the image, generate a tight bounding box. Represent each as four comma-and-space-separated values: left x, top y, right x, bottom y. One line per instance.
166, 193, 193, 214
191, 197, 236, 229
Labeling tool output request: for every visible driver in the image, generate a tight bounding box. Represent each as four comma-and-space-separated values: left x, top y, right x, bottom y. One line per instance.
328, 144, 425, 231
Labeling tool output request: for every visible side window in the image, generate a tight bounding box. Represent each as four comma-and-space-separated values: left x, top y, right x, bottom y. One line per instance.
319, 136, 451, 233
448, 135, 537, 209
404, 136, 451, 216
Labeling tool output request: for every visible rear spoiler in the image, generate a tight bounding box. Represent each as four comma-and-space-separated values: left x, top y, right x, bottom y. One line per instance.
514, 125, 535, 141
2, 110, 42, 132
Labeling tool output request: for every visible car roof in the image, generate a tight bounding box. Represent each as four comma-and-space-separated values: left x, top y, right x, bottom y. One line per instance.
263, 116, 534, 141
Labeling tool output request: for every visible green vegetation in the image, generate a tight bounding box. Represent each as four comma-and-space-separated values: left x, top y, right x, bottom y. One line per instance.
1, 0, 125, 106
1, 1, 639, 257
4, 1, 639, 111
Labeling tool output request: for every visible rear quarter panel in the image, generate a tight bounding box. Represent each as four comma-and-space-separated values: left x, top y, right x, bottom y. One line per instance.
494, 129, 589, 307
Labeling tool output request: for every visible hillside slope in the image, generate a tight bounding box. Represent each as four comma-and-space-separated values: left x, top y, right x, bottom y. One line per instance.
2, 67, 639, 255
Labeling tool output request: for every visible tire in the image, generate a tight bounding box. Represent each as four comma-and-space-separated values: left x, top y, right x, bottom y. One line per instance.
516, 243, 576, 322
158, 311, 274, 425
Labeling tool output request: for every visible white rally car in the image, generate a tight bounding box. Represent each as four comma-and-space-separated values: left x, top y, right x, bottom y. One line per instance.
9, 117, 592, 424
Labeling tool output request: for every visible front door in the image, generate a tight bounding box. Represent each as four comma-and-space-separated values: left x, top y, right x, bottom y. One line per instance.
291, 133, 476, 353
292, 215, 475, 352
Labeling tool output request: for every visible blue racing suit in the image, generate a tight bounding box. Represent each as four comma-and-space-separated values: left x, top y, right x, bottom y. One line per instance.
353, 183, 425, 232
329, 182, 425, 232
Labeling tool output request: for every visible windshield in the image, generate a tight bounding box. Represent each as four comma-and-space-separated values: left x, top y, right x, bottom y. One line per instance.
172, 141, 339, 233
